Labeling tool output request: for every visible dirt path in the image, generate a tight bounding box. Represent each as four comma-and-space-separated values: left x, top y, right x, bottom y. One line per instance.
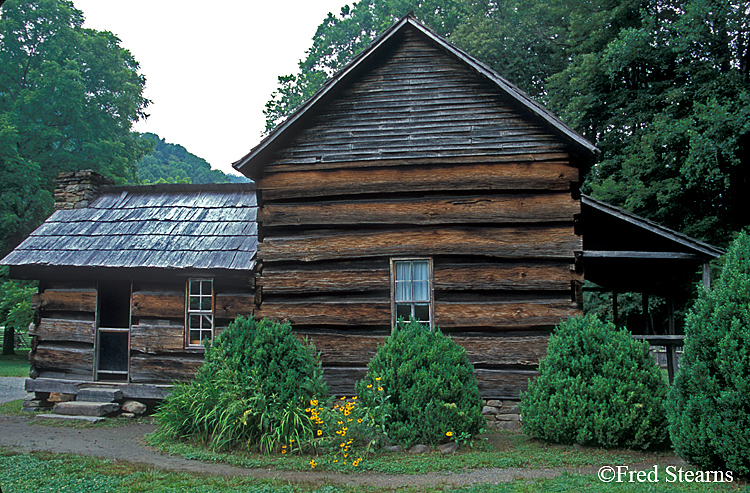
0, 414, 606, 488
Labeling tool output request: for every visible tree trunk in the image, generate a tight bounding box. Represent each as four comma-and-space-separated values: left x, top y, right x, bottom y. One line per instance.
2, 326, 15, 355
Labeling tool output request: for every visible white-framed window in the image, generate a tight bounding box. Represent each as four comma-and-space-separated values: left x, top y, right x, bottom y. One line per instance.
187, 278, 213, 347
391, 258, 433, 328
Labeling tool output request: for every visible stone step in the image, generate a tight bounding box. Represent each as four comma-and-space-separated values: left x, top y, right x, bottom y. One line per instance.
53, 401, 121, 417
77, 387, 123, 403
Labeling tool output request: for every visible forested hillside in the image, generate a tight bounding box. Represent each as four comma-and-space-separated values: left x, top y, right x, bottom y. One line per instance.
136, 133, 249, 184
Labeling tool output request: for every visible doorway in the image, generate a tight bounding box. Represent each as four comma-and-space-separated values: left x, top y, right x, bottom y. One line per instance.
95, 281, 131, 381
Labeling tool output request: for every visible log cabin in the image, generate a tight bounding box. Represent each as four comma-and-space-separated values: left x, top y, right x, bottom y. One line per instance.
1, 16, 722, 406
1, 171, 257, 399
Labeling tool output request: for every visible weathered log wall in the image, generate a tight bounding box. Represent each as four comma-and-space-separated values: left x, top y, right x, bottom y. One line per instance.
254, 28, 584, 399
29, 278, 255, 385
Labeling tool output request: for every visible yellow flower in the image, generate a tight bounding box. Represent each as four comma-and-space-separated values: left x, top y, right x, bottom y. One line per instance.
366, 384, 372, 388
281, 449, 287, 454
310, 399, 318, 406
375, 377, 381, 381
446, 431, 454, 437
317, 429, 322, 436
357, 418, 362, 423
340, 396, 346, 400
377, 387, 383, 392
309, 459, 317, 468
352, 396, 358, 400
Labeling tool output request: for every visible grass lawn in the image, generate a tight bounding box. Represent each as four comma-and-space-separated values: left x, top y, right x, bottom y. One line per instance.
0, 350, 29, 377
0, 445, 743, 493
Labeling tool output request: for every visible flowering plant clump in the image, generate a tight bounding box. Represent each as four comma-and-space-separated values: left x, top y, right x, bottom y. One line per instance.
300, 383, 389, 469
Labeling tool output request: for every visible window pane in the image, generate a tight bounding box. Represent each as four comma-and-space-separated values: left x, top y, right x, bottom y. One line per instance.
202, 314, 212, 328
189, 314, 201, 329
201, 280, 212, 295
413, 260, 429, 281
200, 296, 212, 311
395, 261, 411, 282
189, 296, 199, 310
396, 303, 411, 320
189, 280, 200, 295
395, 280, 410, 302
414, 304, 430, 323
189, 330, 201, 344
413, 280, 429, 301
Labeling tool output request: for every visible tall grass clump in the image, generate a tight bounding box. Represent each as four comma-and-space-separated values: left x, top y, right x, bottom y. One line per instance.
521, 314, 669, 449
356, 318, 484, 447
155, 317, 327, 452
669, 232, 750, 477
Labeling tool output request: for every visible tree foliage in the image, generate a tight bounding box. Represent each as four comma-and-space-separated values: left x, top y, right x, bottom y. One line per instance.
545, 0, 750, 245
0, 0, 150, 255
136, 133, 248, 185
668, 231, 750, 477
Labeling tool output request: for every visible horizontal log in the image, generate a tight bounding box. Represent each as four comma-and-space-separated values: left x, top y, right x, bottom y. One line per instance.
132, 291, 185, 319
255, 301, 391, 326
32, 344, 94, 376
258, 226, 581, 262
474, 369, 538, 399
435, 301, 580, 328
259, 193, 579, 227
451, 334, 549, 366
300, 331, 548, 367
130, 324, 185, 353
25, 378, 171, 399
319, 367, 537, 399
260, 161, 578, 200
130, 353, 204, 383
31, 318, 95, 344
259, 267, 390, 294
297, 332, 386, 366
39, 289, 96, 313
434, 262, 580, 291
321, 367, 367, 396
214, 293, 255, 319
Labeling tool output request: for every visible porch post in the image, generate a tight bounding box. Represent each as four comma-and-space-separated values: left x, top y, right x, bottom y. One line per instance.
702, 263, 712, 290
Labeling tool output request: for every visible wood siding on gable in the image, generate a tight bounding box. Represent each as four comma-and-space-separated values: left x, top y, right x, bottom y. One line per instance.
254, 27, 584, 399
267, 29, 567, 167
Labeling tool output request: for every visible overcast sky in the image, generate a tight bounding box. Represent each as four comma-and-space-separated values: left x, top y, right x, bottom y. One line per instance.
73, 0, 349, 176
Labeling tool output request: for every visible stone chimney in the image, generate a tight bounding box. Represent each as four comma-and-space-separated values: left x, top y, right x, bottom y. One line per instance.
54, 170, 115, 210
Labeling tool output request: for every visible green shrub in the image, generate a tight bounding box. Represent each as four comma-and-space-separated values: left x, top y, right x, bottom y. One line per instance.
155, 317, 327, 452
520, 314, 669, 449
355, 318, 484, 447
668, 232, 750, 477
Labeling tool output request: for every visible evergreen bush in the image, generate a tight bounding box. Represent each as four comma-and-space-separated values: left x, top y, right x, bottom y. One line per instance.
668, 232, 750, 477
520, 314, 669, 449
155, 317, 327, 452
355, 318, 484, 447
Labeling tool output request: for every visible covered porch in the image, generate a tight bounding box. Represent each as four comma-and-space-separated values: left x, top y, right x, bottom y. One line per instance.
578, 195, 724, 382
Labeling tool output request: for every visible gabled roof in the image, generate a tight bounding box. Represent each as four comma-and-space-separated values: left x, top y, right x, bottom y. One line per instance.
233, 15, 598, 178
1, 183, 257, 273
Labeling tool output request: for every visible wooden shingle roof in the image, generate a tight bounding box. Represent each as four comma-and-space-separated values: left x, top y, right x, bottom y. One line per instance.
1, 183, 257, 272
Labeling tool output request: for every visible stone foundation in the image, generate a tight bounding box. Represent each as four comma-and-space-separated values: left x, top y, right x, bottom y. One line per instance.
482, 399, 521, 430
